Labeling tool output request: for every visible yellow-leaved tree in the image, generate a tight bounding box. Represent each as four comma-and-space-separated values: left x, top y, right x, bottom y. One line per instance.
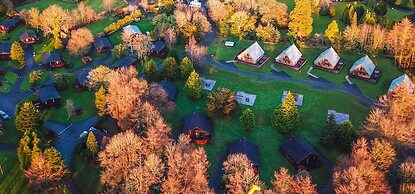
288, 0, 313, 42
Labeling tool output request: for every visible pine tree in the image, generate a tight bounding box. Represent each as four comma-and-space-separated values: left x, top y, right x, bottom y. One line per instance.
179, 57, 194, 80
325, 20, 339, 43
86, 131, 99, 156
161, 57, 179, 81
95, 86, 107, 116
184, 70, 202, 100
18, 131, 41, 170
240, 108, 255, 130
271, 92, 300, 133
288, 0, 313, 41
11, 42, 26, 69
321, 113, 337, 146
15, 102, 38, 132
144, 59, 159, 82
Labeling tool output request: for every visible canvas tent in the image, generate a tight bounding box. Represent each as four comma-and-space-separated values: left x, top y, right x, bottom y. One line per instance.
314, 47, 340, 70
349, 55, 376, 79
388, 74, 414, 93
275, 44, 302, 67
236, 42, 266, 65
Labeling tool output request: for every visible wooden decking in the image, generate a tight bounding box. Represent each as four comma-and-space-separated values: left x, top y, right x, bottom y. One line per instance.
348, 69, 381, 83
313, 60, 346, 74
276, 57, 307, 71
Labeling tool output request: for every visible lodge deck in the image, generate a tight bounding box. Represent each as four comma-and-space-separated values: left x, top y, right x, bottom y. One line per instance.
348, 69, 381, 83
313, 60, 346, 74
276, 57, 307, 71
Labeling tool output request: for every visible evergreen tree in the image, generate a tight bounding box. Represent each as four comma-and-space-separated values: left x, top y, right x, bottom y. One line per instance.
95, 86, 107, 116
288, 0, 313, 41
271, 92, 300, 133
335, 121, 358, 152
15, 102, 38, 132
240, 108, 255, 130
43, 148, 67, 171
184, 70, 202, 100
321, 113, 337, 146
18, 131, 41, 170
144, 59, 159, 82
11, 42, 26, 69
86, 131, 99, 156
179, 57, 194, 80
325, 20, 340, 43
161, 57, 179, 81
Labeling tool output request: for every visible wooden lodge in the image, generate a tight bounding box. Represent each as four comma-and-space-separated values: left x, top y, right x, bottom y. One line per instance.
159, 79, 177, 101
388, 74, 414, 93
41, 51, 66, 69
280, 136, 321, 170
349, 55, 381, 83
182, 112, 212, 144
275, 44, 307, 71
148, 40, 167, 58
36, 86, 62, 109
228, 139, 259, 172
314, 47, 345, 74
19, 30, 40, 45
93, 37, 113, 54
236, 42, 269, 68
74, 68, 92, 92
110, 57, 137, 69
0, 18, 20, 33
0, 43, 11, 60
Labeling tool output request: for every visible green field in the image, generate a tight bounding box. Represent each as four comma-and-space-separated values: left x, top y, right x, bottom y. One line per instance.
17, 0, 125, 13
0, 152, 29, 194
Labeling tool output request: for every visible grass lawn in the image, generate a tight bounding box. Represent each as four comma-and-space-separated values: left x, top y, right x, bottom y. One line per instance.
0, 120, 23, 145
70, 153, 102, 194
0, 151, 29, 194
165, 65, 370, 187
16, 0, 125, 13
0, 71, 18, 93
20, 70, 49, 92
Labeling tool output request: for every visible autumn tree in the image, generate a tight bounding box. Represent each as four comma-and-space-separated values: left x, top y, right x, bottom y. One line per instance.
228, 11, 257, 39
130, 34, 152, 66
86, 131, 99, 156
53, 72, 71, 90
144, 59, 159, 82
29, 70, 43, 84
95, 86, 107, 116
179, 57, 194, 80
11, 42, 26, 69
223, 153, 264, 193
162, 135, 213, 193
18, 131, 41, 170
133, 102, 163, 134
289, 0, 313, 41
87, 65, 111, 90
333, 138, 391, 193
206, 88, 238, 115
19, 8, 41, 30
67, 28, 94, 56
271, 92, 300, 133
342, 12, 360, 51
240, 108, 255, 130
184, 70, 203, 100
142, 117, 172, 157
257, 0, 289, 28
386, 18, 415, 69
398, 157, 415, 193
103, 0, 115, 12
369, 138, 396, 171
144, 83, 175, 111
39, 5, 73, 42
106, 67, 148, 130
268, 167, 317, 194
15, 102, 39, 132
363, 87, 415, 148
174, 6, 211, 39
325, 20, 339, 43
161, 57, 179, 81
185, 36, 207, 63
256, 24, 281, 44
357, 24, 386, 56
72, 2, 96, 25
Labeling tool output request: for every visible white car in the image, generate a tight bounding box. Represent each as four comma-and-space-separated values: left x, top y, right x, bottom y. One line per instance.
79, 131, 88, 138
0, 110, 10, 119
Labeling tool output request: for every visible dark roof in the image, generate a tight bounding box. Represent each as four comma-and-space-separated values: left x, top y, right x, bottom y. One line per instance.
150, 40, 166, 53
182, 112, 212, 134
228, 139, 259, 166
159, 80, 177, 100
110, 57, 137, 68
93, 37, 112, 49
20, 30, 37, 39
0, 43, 11, 54
36, 86, 61, 103
280, 136, 318, 165
91, 129, 111, 149
77, 68, 92, 85
0, 18, 20, 28
41, 51, 62, 64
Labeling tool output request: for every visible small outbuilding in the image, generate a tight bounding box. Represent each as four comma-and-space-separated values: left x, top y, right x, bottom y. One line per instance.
182, 112, 212, 145
0, 18, 20, 33
228, 139, 259, 169
275, 44, 307, 71
236, 42, 269, 67
93, 37, 113, 54
159, 79, 177, 101
36, 86, 61, 109
0, 43, 12, 60
19, 30, 40, 45
110, 57, 137, 68
388, 74, 414, 93
148, 40, 167, 58
349, 55, 381, 82
123, 25, 142, 36
314, 47, 345, 74
280, 136, 321, 170
42, 51, 65, 69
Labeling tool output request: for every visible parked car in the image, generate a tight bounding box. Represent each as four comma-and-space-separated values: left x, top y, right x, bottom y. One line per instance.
0, 110, 10, 119
79, 131, 88, 138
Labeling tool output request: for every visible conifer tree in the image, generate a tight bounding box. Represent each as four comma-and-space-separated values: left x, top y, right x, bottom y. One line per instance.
11, 42, 26, 69
95, 86, 107, 116
144, 59, 159, 83
161, 57, 179, 81
18, 131, 41, 170
271, 92, 300, 133
325, 20, 340, 43
288, 0, 313, 41
86, 131, 99, 156
184, 70, 202, 100
240, 108, 255, 130
321, 113, 337, 146
179, 57, 194, 80
15, 102, 38, 132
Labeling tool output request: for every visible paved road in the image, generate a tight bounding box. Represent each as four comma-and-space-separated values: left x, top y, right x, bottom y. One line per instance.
44, 116, 100, 164
0, 144, 17, 151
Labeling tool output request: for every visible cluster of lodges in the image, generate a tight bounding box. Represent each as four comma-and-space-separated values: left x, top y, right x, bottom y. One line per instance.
236, 42, 386, 83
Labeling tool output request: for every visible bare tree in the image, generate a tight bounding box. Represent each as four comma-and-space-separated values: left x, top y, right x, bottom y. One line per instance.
185, 36, 207, 63
163, 28, 177, 49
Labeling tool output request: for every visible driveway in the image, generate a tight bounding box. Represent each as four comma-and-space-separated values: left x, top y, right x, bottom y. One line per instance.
44, 116, 100, 164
